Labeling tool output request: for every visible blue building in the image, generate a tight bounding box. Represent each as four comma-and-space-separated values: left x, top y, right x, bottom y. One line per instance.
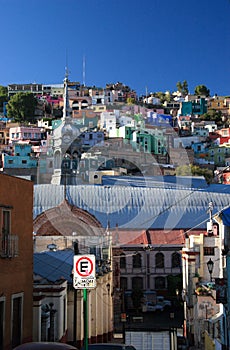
2, 143, 37, 169
181, 98, 207, 116
146, 112, 173, 127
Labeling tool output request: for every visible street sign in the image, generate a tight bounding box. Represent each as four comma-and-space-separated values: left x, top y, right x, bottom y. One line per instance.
73, 255, 96, 289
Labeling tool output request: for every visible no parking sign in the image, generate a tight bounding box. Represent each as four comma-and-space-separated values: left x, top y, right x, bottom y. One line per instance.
73, 255, 96, 289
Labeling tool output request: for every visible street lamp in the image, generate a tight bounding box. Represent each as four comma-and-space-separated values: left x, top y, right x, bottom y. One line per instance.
207, 258, 214, 282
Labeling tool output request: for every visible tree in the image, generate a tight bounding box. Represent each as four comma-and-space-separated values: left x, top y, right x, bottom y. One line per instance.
131, 288, 143, 311
154, 92, 171, 104
0, 85, 8, 113
194, 85, 210, 97
6, 92, 37, 123
127, 97, 135, 105
176, 80, 188, 96
176, 164, 213, 184
200, 109, 223, 125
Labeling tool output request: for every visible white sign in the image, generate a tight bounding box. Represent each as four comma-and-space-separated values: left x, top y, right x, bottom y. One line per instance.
73, 255, 96, 289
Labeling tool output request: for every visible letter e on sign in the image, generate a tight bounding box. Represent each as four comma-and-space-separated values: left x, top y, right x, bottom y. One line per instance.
74, 255, 95, 279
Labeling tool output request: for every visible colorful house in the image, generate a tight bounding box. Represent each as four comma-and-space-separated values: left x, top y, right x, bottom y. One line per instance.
181, 98, 207, 116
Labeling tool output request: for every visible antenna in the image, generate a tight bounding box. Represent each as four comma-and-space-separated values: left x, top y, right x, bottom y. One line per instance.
83, 54, 86, 86
65, 49, 70, 80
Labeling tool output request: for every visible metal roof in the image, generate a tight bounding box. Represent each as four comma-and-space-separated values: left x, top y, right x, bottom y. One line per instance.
33, 181, 230, 230
34, 249, 74, 283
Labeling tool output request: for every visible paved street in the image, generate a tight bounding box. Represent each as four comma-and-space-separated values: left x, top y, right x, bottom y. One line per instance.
114, 305, 184, 333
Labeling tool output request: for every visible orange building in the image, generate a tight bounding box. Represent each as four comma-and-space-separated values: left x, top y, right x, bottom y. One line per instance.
0, 173, 33, 350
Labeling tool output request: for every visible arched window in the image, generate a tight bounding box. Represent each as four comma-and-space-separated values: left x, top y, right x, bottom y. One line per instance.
120, 253, 126, 269
172, 252, 181, 268
132, 253, 142, 268
155, 276, 166, 290
155, 252, 164, 268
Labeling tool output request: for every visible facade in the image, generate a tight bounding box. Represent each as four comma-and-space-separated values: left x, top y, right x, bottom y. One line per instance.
2, 144, 37, 169
78, 153, 115, 183
206, 146, 226, 166
0, 123, 10, 149
0, 173, 33, 350
8, 83, 43, 97
33, 275, 68, 343
1, 143, 38, 182
181, 219, 225, 348
100, 112, 117, 133
208, 96, 230, 116
181, 98, 207, 116
9, 126, 44, 145
33, 199, 113, 348
112, 229, 185, 297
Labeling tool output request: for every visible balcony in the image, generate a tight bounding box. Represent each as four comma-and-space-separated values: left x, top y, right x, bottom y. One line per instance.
0, 234, 19, 258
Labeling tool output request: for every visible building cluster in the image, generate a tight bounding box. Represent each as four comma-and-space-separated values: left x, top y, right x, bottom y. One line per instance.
1, 80, 230, 184
1, 76, 230, 350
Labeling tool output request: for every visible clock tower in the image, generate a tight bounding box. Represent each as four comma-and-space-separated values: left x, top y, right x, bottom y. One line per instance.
51, 69, 80, 185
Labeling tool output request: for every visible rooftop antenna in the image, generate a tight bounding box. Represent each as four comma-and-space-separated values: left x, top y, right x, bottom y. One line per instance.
83, 54, 86, 86
65, 49, 69, 80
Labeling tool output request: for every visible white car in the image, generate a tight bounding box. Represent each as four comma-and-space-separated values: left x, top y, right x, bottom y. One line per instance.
156, 296, 172, 308
143, 301, 164, 312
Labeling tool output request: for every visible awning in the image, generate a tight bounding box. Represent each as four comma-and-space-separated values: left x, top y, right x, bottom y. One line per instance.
209, 311, 224, 323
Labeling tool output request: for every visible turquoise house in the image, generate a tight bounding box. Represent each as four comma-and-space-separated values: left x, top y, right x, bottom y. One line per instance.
2, 144, 37, 169
181, 98, 207, 116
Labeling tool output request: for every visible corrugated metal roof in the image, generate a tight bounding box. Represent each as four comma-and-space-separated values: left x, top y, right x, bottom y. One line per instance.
34, 249, 74, 283
101, 175, 209, 189
34, 183, 230, 230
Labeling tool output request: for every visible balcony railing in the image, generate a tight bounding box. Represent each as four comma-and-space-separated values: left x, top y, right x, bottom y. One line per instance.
0, 234, 19, 258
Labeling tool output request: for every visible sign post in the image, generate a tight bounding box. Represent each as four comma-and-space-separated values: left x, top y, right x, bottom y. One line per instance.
73, 255, 96, 350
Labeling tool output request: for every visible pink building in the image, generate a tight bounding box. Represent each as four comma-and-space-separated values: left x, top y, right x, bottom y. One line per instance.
9, 126, 44, 144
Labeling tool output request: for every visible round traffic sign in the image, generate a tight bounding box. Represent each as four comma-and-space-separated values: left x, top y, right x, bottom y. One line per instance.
75, 256, 94, 277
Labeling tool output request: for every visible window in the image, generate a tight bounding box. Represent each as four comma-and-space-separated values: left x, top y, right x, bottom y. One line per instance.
120, 253, 126, 269
155, 276, 166, 289
2, 210, 10, 236
0, 297, 5, 350
63, 296, 66, 334
11, 293, 23, 349
132, 253, 142, 268
204, 247, 215, 255
22, 160, 27, 164
155, 252, 164, 268
132, 277, 143, 290
120, 277, 127, 291
172, 252, 181, 268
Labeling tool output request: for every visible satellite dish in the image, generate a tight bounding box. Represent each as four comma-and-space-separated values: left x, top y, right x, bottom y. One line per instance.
47, 243, 57, 251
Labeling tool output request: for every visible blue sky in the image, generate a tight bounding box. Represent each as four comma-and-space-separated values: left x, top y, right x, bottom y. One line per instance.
1, 0, 230, 96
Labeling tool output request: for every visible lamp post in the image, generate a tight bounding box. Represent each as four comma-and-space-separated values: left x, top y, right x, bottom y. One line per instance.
207, 258, 214, 282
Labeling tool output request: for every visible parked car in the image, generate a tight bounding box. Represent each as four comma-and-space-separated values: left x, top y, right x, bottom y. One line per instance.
177, 336, 189, 350
81, 344, 136, 350
13, 342, 78, 350
142, 301, 164, 312
156, 296, 172, 309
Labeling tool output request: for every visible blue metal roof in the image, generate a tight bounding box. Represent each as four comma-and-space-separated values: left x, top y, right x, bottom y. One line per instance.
101, 175, 209, 189
33, 180, 230, 230
34, 249, 74, 283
